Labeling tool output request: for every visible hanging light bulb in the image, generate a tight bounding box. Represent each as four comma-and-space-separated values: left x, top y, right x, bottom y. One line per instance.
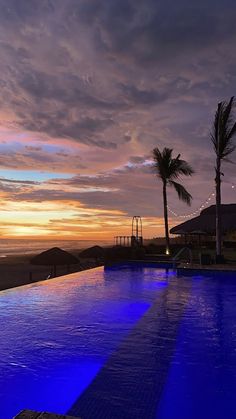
167, 189, 215, 219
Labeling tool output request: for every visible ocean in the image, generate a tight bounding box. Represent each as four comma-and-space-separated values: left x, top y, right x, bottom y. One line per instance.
0, 239, 113, 257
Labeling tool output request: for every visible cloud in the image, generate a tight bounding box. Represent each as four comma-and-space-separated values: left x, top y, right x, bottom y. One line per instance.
0, 177, 39, 185
0, 0, 236, 237
6, 161, 181, 218
1, 0, 235, 152
69, 0, 236, 67
0, 144, 86, 172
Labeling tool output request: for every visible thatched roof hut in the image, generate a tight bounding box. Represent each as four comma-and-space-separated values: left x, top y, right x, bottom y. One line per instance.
170, 204, 236, 236
79, 245, 105, 259
31, 247, 78, 277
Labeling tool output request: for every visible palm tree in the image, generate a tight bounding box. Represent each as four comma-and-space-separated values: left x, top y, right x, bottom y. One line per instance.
211, 97, 236, 260
153, 147, 194, 255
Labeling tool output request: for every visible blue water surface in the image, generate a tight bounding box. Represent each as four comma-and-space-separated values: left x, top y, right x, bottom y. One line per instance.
0, 265, 168, 418
1, 265, 236, 419
156, 273, 236, 419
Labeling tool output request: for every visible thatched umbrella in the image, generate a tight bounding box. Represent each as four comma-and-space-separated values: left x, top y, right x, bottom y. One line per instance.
79, 245, 105, 259
31, 247, 78, 277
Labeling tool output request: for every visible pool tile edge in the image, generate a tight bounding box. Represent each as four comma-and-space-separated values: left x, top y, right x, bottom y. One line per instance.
14, 409, 80, 419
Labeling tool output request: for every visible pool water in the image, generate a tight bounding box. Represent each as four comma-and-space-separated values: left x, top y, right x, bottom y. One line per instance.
0, 265, 236, 419
157, 274, 236, 419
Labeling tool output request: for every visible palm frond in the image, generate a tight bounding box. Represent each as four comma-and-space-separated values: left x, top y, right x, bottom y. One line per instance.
169, 180, 192, 206
223, 121, 236, 157
152, 147, 173, 180
222, 96, 235, 129
211, 102, 222, 152
152, 147, 194, 180
169, 157, 194, 179
211, 97, 236, 159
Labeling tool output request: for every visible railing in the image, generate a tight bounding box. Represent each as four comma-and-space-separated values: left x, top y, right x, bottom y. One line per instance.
114, 235, 143, 247
114, 236, 132, 246
172, 247, 193, 267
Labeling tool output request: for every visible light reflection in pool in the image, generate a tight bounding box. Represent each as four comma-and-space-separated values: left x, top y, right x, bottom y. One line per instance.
0, 265, 168, 418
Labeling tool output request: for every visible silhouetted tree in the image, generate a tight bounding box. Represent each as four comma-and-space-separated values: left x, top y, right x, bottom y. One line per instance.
211, 97, 236, 260
153, 147, 194, 255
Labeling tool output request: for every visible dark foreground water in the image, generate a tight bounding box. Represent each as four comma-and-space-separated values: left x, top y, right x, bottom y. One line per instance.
0, 264, 235, 419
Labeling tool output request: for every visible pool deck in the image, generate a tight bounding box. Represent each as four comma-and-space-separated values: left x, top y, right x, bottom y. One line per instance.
178, 262, 236, 271
177, 262, 236, 277
108, 259, 236, 274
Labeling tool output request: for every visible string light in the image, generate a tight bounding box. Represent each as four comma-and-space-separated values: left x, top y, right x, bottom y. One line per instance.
167, 181, 236, 220
167, 191, 215, 219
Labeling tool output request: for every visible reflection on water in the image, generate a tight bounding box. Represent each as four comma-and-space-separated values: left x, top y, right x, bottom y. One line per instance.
0, 266, 168, 418
157, 274, 236, 419
69, 272, 189, 419
1, 266, 236, 419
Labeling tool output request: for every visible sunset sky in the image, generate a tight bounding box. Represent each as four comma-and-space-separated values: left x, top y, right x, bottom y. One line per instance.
0, 0, 236, 240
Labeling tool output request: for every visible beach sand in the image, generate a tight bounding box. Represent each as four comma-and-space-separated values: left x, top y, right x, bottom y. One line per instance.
0, 253, 101, 292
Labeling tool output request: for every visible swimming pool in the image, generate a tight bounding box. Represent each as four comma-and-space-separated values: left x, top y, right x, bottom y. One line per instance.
0, 264, 236, 419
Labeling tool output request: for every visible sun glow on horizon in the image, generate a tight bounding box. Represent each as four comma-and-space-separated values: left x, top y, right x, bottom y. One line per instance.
0, 193, 166, 240
0, 0, 236, 241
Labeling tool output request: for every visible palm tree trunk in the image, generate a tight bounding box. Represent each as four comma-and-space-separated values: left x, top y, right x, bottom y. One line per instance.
163, 182, 170, 254
215, 156, 222, 258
